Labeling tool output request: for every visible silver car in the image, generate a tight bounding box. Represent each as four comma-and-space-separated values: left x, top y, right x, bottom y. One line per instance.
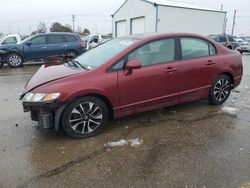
237, 40, 250, 54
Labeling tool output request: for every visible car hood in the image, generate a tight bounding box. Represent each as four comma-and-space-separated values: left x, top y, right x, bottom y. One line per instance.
25, 62, 85, 91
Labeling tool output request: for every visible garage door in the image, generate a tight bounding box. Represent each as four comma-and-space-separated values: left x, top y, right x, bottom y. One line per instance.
131, 17, 145, 34
116, 20, 127, 37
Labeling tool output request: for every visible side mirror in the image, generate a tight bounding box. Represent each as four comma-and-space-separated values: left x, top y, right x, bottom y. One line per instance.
124, 60, 141, 75
26, 41, 31, 46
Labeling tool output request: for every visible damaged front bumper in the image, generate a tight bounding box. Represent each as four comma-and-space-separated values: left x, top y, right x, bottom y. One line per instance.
22, 101, 66, 131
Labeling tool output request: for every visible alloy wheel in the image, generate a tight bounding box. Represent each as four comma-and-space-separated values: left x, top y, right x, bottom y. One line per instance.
8, 55, 22, 66
213, 78, 231, 102
69, 102, 103, 134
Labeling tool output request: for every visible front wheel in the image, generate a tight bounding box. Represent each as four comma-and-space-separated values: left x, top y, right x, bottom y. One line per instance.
209, 75, 232, 105
6, 53, 23, 68
62, 96, 108, 139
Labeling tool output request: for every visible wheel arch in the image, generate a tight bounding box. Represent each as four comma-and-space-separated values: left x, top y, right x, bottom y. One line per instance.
55, 92, 114, 131
6, 51, 25, 61
220, 72, 234, 88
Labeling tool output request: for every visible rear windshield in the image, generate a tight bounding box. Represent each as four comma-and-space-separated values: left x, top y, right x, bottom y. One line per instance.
75, 38, 139, 68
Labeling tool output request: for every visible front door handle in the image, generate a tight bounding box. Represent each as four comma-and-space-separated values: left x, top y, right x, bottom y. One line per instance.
206, 60, 216, 65
41, 46, 47, 49
165, 67, 177, 73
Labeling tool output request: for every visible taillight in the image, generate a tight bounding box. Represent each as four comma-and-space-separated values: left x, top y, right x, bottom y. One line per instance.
80, 41, 86, 47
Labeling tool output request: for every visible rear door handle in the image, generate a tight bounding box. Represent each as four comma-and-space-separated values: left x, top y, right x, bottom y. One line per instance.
41, 46, 47, 49
206, 60, 216, 65
62, 44, 68, 47
165, 67, 177, 73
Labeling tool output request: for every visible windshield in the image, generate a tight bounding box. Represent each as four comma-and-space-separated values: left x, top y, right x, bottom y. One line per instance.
75, 38, 139, 68
21, 35, 35, 43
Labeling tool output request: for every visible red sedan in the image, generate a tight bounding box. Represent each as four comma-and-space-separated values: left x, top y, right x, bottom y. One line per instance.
20, 33, 243, 138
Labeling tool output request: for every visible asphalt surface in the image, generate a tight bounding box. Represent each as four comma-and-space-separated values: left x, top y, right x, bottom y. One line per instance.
0, 56, 250, 188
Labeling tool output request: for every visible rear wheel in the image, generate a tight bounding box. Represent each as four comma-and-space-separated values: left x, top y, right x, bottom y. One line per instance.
209, 75, 232, 105
6, 53, 23, 68
62, 96, 108, 139
65, 50, 78, 58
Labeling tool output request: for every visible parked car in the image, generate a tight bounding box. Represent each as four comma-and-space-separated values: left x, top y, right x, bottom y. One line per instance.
237, 40, 250, 54
0, 32, 86, 68
20, 33, 243, 138
81, 34, 103, 50
0, 34, 22, 46
209, 34, 238, 50
235, 38, 248, 45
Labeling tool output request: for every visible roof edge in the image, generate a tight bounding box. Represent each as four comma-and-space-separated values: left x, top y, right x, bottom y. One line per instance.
112, 0, 128, 17
142, 0, 226, 13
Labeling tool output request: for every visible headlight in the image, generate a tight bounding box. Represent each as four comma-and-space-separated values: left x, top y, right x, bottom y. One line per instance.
22, 92, 61, 102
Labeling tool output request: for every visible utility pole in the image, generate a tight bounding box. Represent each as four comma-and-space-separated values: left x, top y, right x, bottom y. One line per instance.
29, 25, 32, 35
72, 15, 76, 32
231, 10, 236, 36
9, 27, 11, 34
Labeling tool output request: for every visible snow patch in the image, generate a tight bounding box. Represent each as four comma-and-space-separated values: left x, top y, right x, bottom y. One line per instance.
130, 138, 143, 146
221, 106, 240, 116
106, 139, 128, 147
105, 138, 143, 147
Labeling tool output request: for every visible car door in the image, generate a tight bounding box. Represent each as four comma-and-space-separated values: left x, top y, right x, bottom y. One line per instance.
117, 38, 180, 113
23, 35, 47, 61
46, 35, 66, 57
178, 37, 219, 103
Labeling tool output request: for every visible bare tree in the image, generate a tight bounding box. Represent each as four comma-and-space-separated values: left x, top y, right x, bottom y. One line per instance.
37, 21, 47, 33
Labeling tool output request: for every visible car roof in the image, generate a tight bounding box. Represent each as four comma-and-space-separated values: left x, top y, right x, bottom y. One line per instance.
33, 32, 78, 36
120, 32, 211, 41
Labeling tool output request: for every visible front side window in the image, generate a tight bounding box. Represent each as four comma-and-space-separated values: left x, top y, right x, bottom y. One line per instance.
128, 38, 175, 67
2, 37, 17, 45
47, 35, 65, 44
30, 36, 46, 45
181, 38, 210, 60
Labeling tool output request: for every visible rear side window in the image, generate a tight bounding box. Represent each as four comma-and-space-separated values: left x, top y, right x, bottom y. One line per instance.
228, 36, 234, 42
30, 36, 46, 45
64, 35, 78, 42
47, 35, 65, 44
209, 43, 216, 56
219, 36, 227, 42
181, 38, 216, 60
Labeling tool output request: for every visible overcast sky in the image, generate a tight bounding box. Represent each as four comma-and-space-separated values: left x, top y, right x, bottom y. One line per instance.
0, 0, 249, 36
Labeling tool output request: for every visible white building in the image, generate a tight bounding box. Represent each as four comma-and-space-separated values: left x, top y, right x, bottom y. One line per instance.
112, 0, 227, 37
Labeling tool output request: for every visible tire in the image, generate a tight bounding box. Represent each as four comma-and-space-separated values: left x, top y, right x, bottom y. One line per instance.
209, 75, 232, 105
62, 96, 108, 139
6, 53, 23, 68
65, 50, 78, 58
